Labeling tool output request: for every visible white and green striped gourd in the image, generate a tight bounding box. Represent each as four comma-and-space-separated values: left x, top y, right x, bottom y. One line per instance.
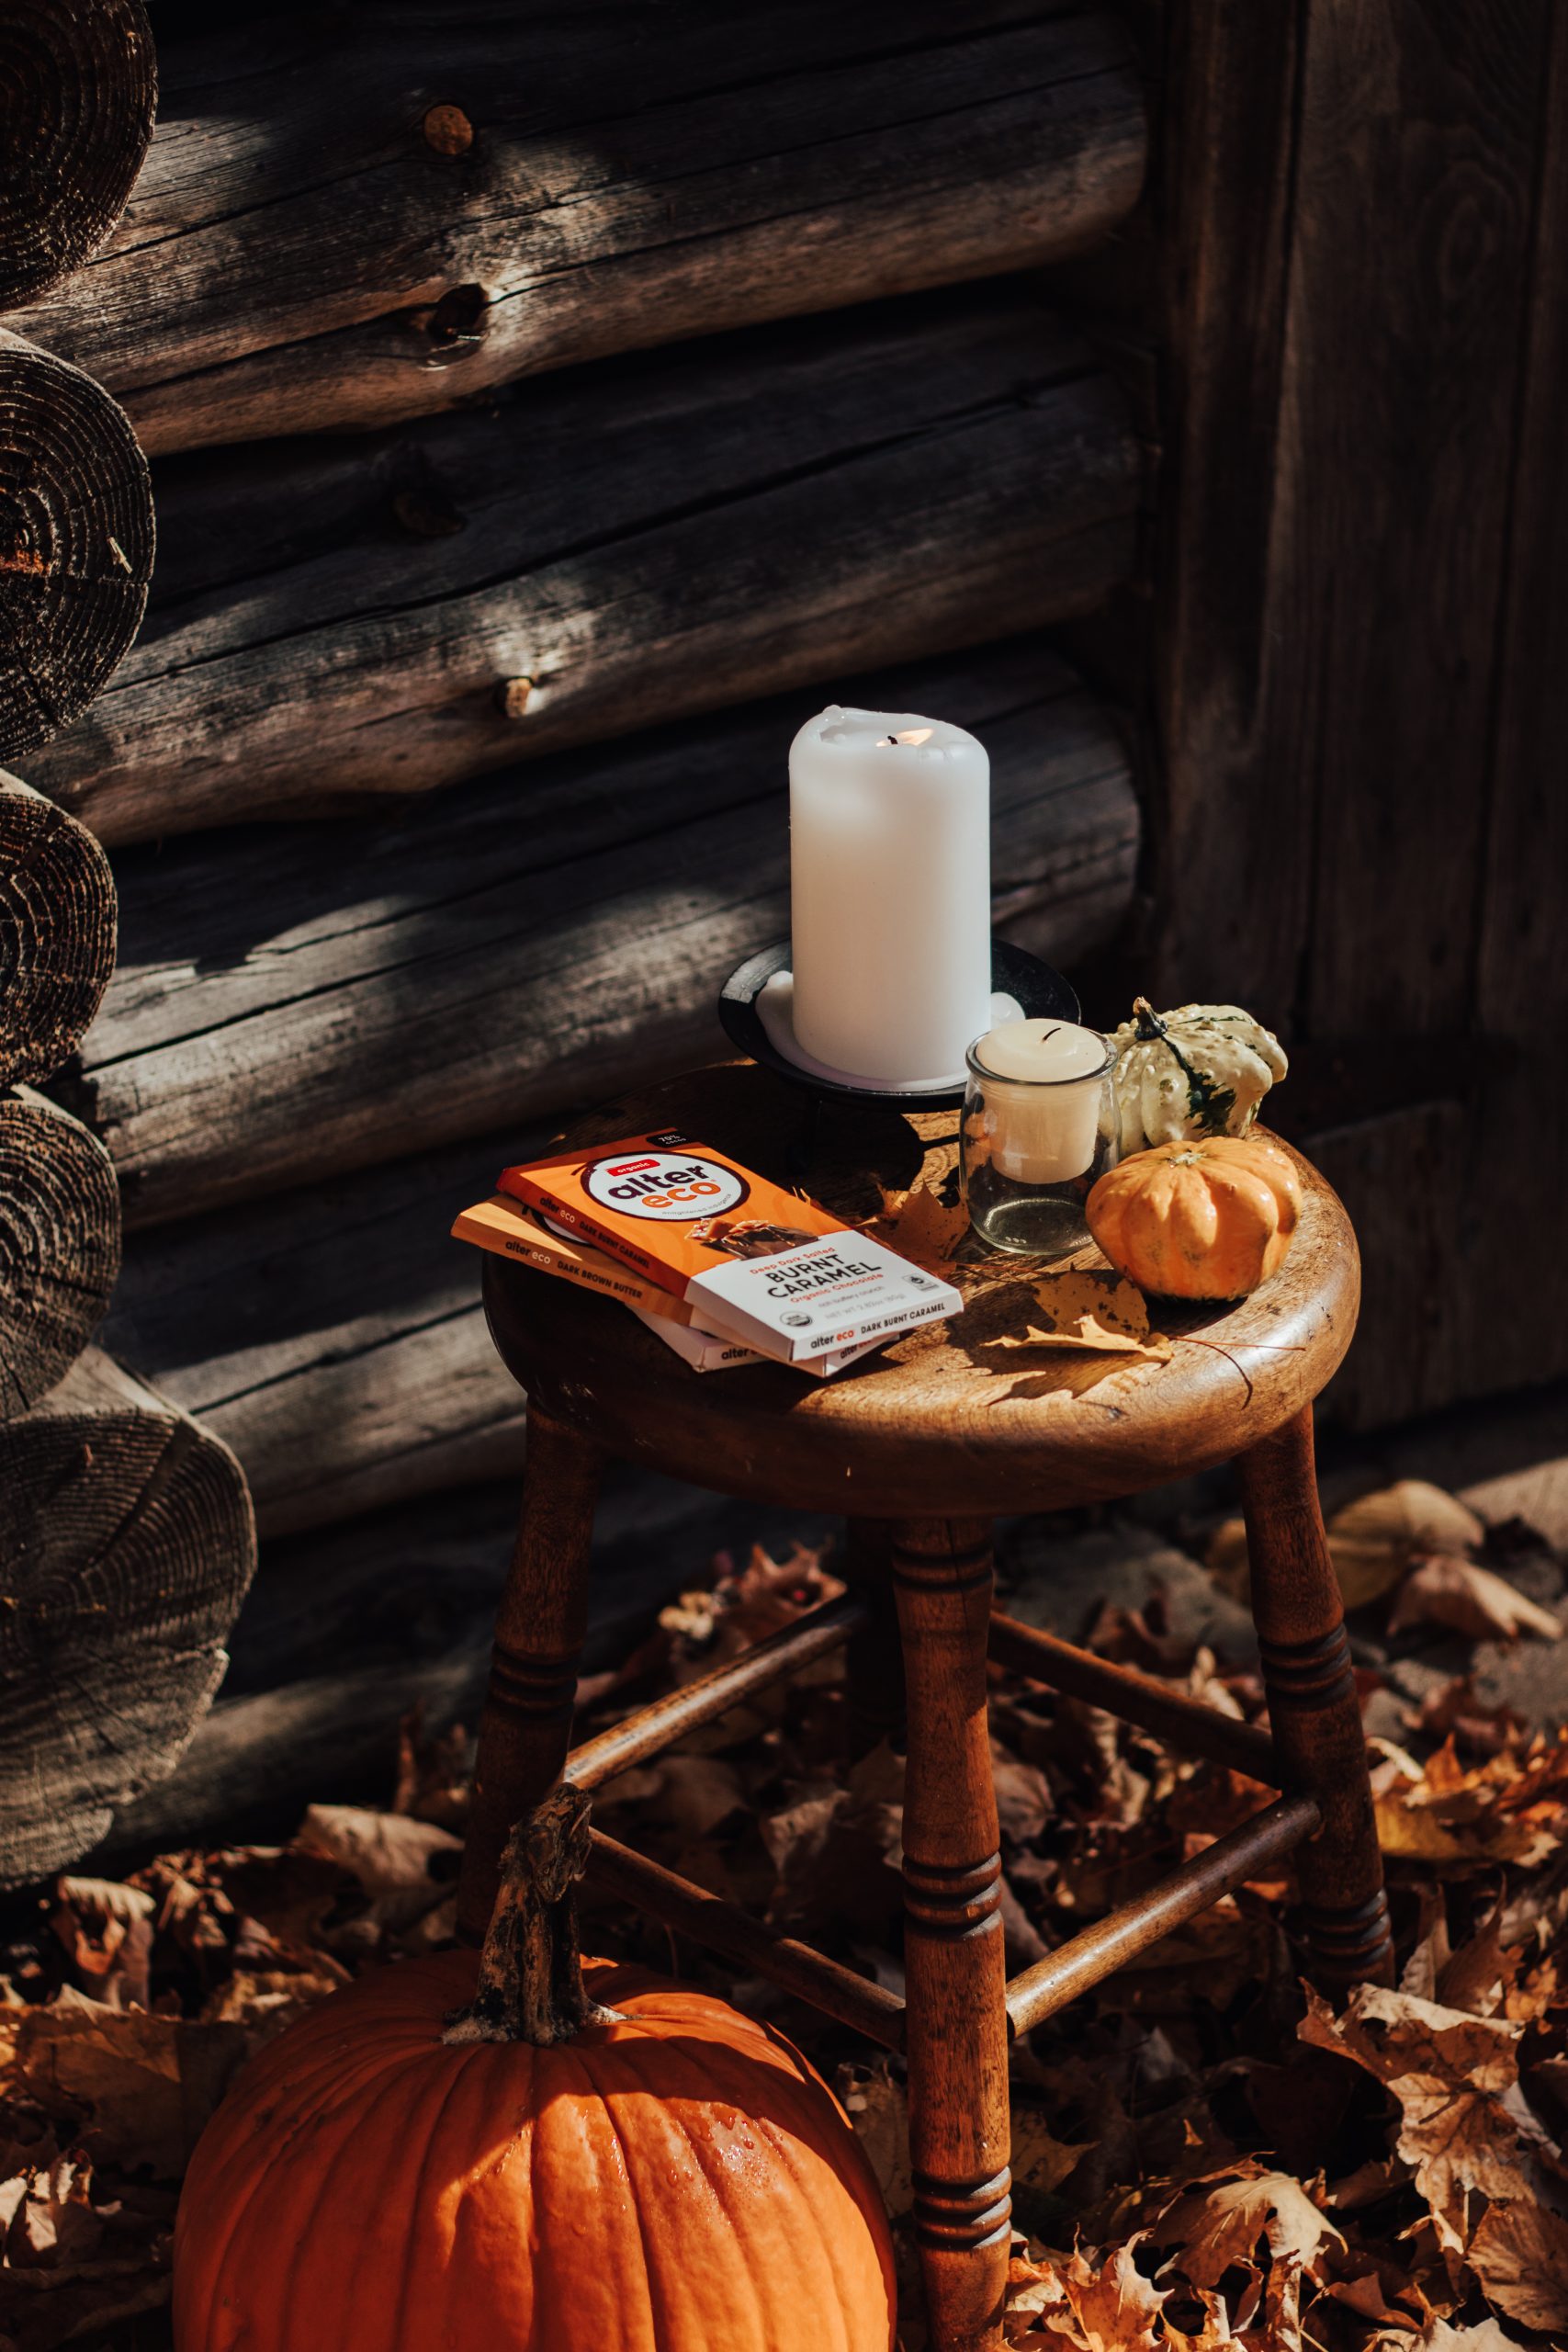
1109, 999, 1288, 1158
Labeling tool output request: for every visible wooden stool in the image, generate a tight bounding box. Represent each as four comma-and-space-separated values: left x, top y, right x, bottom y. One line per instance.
457, 1062, 1393, 2352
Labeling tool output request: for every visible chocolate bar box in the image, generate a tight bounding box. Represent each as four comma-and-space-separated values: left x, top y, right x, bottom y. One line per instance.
498, 1130, 960, 1364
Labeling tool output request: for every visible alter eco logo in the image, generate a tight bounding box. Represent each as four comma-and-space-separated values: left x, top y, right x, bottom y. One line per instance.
582, 1150, 749, 1222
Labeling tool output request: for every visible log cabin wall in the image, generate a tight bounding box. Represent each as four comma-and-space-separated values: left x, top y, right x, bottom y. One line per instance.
15, 0, 1561, 1858
16, 0, 1154, 1852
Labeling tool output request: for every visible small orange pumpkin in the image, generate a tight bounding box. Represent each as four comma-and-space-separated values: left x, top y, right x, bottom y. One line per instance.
1087, 1134, 1303, 1300
174, 1790, 895, 2352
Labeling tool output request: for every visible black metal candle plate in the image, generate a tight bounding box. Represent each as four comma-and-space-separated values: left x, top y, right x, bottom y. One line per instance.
717, 940, 1080, 1112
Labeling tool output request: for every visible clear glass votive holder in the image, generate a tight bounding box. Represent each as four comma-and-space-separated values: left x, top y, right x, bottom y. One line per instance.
961, 1033, 1118, 1256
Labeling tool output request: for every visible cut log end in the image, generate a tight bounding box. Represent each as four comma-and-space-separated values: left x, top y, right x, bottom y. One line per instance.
0, 334, 153, 760
0, 773, 117, 1084
0, 1348, 255, 1885
0, 1091, 121, 1419
0, 0, 157, 309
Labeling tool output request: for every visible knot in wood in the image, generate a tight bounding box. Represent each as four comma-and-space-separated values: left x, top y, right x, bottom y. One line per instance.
425, 282, 489, 348
422, 103, 474, 156
496, 676, 534, 720
391, 486, 466, 539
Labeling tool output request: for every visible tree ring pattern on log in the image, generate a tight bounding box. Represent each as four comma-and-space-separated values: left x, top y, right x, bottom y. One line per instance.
0, 0, 157, 310
0, 1092, 120, 1418
0, 774, 115, 1084
0, 332, 152, 758
0, 1351, 255, 1885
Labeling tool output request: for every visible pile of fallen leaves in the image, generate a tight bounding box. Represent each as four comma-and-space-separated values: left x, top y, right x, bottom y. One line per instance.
2, 1482, 1565, 2352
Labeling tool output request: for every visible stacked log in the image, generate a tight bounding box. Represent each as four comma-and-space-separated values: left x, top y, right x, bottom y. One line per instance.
0, 0, 156, 308
0, 773, 116, 1078
0, 332, 154, 757
7, 3, 1145, 452
0, 6, 257, 1885
0, 1351, 253, 1880
0, 786, 256, 1880
0, 1088, 119, 1416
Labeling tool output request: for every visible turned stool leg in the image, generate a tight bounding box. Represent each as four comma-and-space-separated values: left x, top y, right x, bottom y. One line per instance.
842, 1519, 906, 1758
1237, 1404, 1395, 1991
893, 1519, 1010, 2352
456, 1408, 602, 1943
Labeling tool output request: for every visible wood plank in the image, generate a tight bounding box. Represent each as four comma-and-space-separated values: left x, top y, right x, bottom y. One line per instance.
1146, 0, 1304, 1012
1459, 3, 1568, 1403
27, 289, 1141, 843
68, 641, 1139, 1227
1155, 1, 1547, 1025
1152, 0, 1556, 1423
7, 4, 1145, 452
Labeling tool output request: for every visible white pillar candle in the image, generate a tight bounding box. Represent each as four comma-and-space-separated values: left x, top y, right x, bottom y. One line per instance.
788, 705, 991, 1085
972, 1019, 1110, 1182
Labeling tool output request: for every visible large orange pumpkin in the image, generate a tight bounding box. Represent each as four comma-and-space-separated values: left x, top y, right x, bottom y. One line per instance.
1087, 1133, 1303, 1299
174, 1792, 895, 2352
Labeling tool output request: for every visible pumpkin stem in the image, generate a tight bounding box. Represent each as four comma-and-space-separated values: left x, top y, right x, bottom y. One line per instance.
1132, 995, 1167, 1041
443, 1784, 622, 2047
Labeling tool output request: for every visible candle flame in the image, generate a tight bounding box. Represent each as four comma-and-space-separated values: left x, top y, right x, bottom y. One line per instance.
875, 727, 934, 747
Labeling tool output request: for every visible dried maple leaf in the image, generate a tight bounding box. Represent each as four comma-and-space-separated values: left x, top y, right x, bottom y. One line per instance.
1465, 2199, 1568, 2334
294, 1805, 461, 1932
1003, 2239, 1168, 2352
0, 1994, 249, 2178
1154, 2164, 1345, 2286
1388, 1553, 1562, 1643
870, 1180, 969, 1269
1330, 1482, 1485, 1600
1150, 2160, 1344, 2340
1057, 2238, 1168, 2351
1206, 1479, 1490, 1611
1365, 2322, 1529, 2352
1297, 1983, 1552, 2253
989, 1271, 1170, 1359
48, 1882, 154, 2014
1371, 1733, 1568, 1869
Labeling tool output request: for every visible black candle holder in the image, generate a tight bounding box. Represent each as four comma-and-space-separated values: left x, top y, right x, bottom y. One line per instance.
717, 939, 1080, 1114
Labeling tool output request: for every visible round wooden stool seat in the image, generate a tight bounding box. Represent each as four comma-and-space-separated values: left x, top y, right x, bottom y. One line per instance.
483, 1061, 1359, 1519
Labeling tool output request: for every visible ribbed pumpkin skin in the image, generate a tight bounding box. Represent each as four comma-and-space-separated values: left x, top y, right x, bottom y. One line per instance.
1087, 1135, 1303, 1299
174, 1951, 896, 2352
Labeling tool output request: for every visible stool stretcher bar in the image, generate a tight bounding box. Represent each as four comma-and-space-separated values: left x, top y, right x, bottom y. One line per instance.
1003, 1790, 1320, 2037
588, 1827, 907, 2050
567, 1591, 867, 1791
987, 1610, 1279, 1783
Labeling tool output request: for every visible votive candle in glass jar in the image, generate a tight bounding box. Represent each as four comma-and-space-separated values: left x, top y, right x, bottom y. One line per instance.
962, 1019, 1117, 1255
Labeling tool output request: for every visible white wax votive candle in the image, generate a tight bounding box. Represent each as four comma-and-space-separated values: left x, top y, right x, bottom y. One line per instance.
789, 705, 991, 1085
971, 1019, 1111, 1182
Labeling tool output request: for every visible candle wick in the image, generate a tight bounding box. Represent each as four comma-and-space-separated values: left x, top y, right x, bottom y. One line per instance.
1038, 1026, 1060, 1046
878, 734, 898, 747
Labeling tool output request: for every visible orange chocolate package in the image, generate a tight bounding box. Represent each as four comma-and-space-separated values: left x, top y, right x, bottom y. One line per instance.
497, 1130, 960, 1364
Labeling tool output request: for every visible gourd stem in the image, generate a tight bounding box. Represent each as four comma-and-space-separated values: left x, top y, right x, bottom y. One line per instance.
443, 1784, 620, 2046
1132, 995, 1167, 1042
